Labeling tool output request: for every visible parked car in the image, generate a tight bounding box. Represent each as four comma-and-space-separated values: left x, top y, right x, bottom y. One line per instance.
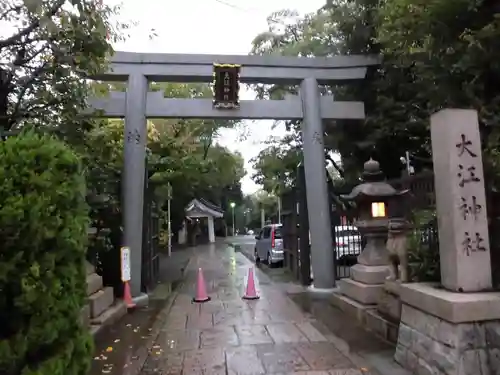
334, 225, 362, 263
298, 225, 362, 260
297, 225, 362, 279
254, 224, 284, 266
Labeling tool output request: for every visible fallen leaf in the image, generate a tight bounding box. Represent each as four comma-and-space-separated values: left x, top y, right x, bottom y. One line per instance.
361, 368, 368, 372
93, 357, 100, 360
126, 324, 132, 327
155, 351, 161, 355
105, 347, 113, 352
102, 370, 111, 374
114, 339, 120, 343
153, 345, 160, 349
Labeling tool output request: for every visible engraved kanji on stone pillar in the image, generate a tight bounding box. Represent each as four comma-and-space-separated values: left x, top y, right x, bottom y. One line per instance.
431, 109, 491, 292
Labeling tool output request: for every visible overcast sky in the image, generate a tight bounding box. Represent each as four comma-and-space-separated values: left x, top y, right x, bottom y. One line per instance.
108, 0, 326, 194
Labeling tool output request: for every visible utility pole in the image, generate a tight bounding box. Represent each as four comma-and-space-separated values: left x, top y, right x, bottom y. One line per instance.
273, 182, 282, 225
400, 151, 415, 176
277, 196, 281, 224
167, 182, 172, 257
260, 208, 265, 228
405, 151, 411, 175
230, 202, 236, 236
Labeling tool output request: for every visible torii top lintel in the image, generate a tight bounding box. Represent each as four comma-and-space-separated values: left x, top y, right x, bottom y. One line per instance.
93, 51, 381, 84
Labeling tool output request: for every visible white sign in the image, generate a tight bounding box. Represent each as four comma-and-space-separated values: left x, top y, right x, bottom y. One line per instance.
120, 247, 131, 282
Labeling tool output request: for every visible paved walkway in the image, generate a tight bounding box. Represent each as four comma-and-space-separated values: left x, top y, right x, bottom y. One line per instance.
140, 243, 370, 375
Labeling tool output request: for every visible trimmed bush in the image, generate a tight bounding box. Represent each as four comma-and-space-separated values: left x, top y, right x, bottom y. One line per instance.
0, 131, 93, 375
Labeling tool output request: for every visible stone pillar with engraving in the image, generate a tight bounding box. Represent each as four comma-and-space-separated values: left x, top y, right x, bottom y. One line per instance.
395, 109, 500, 375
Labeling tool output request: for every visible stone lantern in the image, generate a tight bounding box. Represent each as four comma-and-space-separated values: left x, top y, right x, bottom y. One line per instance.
337, 158, 408, 307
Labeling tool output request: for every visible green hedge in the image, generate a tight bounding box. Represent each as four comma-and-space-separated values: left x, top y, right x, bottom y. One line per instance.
0, 132, 93, 375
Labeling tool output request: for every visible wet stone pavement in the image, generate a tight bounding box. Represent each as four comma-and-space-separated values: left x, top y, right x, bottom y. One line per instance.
140, 244, 371, 375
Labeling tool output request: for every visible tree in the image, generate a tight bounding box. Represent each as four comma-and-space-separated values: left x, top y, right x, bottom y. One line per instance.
242, 190, 280, 228
376, 0, 500, 167
84, 79, 246, 245
250, 0, 500, 181
0, 0, 127, 137
249, 3, 429, 180
140, 82, 245, 237
251, 134, 302, 194
249, 7, 369, 183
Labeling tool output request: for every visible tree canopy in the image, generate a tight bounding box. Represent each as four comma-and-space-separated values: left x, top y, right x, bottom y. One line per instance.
0, 0, 128, 134
84, 82, 246, 245
251, 134, 301, 194
1, 0, 247, 248
248, 0, 500, 190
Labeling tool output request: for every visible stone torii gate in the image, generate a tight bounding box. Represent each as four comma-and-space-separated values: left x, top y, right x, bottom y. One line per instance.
88, 51, 378, 302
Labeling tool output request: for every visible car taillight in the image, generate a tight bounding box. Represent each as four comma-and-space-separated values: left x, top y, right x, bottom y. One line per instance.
271, 229, 275, 248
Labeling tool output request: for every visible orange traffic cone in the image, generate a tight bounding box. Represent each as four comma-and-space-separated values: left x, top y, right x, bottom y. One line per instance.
123, 281, 136, 309
242, 267, 260, 300
193, 268, 211, 303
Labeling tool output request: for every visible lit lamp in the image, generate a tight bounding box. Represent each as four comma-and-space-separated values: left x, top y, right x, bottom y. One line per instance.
230, 202, 236, 236
371, 202, 386, 218
341, 158, 408, 266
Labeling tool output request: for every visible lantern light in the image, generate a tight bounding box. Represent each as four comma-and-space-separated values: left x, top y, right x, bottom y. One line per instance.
371, 202, 386, 218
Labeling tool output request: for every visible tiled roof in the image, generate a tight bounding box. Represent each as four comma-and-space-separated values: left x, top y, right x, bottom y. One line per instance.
198, 198, 224, 213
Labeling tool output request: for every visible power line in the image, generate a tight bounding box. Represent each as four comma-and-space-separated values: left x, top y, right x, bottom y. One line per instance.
211, 0, 289, 25
213, 0, 261, 14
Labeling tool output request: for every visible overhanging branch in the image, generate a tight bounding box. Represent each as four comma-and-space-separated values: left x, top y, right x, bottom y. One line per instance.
0, 0, 65, 49
325, 153, 345, 178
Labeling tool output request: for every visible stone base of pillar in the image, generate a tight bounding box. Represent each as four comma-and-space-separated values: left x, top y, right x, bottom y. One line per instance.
378, 280, 402, 322
329, 290, 400, 344
330, 263, 402, 343
329, 291, 373, 324
338, 264, 389, 305
396, 282, 500, 375
131, 292, 149, 308
338, 279, 382, 305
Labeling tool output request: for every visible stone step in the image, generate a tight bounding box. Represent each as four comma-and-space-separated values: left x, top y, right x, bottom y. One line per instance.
365, 309, 399, 344
86, 273, 103, 296
88, 287, 114, 318
86, 261, 95, 275
90, 301, 128, 337
351, 264, 389, 285
329, 292, 373, 325
339, 278, 383, 305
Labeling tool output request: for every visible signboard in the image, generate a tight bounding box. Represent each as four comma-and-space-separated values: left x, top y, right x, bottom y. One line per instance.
213, 63, 241, 109
120, 246, 131, 282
